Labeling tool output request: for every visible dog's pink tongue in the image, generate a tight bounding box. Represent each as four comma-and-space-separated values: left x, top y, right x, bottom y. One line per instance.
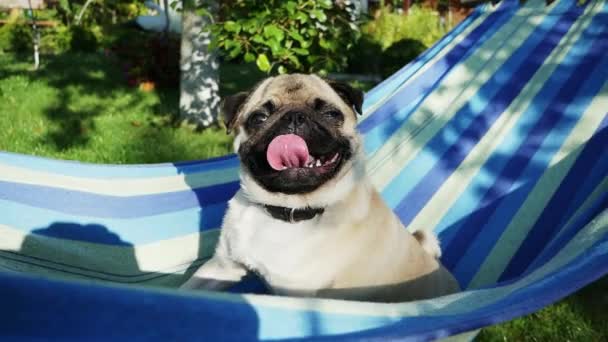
267, 134, 309, 171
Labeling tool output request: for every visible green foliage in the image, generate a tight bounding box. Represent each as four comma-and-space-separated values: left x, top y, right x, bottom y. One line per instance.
54, 0, 146, 27
0, 0, 146, 55
69, 25, 100, 52
0, 15, 33, 54
364, 5, 447, 49
211, 0, 361, 74
349, 5, 448, 77
54, 0, 75, 25
39, 25, 72, 54
37, 24, 102, 55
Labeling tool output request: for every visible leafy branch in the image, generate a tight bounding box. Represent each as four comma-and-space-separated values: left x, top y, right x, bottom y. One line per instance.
206, 0, 360, 74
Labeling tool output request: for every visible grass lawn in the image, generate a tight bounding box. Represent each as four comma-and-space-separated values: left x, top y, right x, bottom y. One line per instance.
0, 52, 606, 341
0, 52, 234, 164
477, 276, 607, 341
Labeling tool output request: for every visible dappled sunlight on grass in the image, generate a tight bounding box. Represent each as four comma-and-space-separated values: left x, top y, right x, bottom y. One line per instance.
0, 52, 233, 164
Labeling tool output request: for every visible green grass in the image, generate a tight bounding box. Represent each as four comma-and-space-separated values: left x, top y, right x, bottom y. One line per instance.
0, 52, 234, 164
478, 276, 608, 341
0, 52, 606, 341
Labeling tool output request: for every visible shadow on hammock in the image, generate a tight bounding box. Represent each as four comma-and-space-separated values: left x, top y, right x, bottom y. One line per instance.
438, 124, 607, 288
3, 185, 605, 339
14, 223, 173, 284
7, 221, 264, 338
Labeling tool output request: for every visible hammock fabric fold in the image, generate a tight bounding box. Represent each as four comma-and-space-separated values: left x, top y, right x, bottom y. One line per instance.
1, 0, 607, 340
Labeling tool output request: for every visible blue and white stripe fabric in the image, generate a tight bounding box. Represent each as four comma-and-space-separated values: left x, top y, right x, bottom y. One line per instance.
0, 0, 606, 340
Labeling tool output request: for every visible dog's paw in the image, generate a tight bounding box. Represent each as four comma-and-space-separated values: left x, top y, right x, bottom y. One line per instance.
412, 230, 441, 259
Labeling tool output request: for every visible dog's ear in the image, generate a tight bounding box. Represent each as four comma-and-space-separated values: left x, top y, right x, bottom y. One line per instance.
221, 92, 249, 134
326, 80, 364, 116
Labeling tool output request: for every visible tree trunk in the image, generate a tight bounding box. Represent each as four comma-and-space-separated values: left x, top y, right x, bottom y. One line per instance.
402, 0, 410, 15
359, 0, 368, 15
74, 0, 95, 26
26, 2, 40, 69
179, 1, 220, 129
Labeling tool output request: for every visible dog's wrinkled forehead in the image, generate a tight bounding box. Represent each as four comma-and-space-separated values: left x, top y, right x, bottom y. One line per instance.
241, 74, 349, 116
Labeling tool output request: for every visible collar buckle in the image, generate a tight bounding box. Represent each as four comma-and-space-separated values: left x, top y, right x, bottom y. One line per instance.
289, 207, 296, 224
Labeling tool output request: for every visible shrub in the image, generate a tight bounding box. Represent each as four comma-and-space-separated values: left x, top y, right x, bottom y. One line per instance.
0, 21, 33, 54
0, 16, 101, 55
348, 5, 448, 77
38, 24, 102, 55
69, 25, 99, 52
365, 5, 446, 49
53, 0, 146, 27
109, 30, 180, 88
210, 0, 361, 75
39, 25, 72, 54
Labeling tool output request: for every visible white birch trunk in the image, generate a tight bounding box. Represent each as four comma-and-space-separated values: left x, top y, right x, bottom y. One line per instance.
179, 1, 220, 129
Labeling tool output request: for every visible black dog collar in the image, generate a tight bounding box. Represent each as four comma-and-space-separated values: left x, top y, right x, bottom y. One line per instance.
263, 205, 325, 223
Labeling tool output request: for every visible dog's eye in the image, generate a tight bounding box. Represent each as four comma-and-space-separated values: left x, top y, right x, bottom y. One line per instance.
325, 110, 343, 121
248, 112, 268, 126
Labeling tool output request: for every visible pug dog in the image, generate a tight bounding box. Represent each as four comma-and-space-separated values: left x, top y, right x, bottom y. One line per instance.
181, 74, 460, 302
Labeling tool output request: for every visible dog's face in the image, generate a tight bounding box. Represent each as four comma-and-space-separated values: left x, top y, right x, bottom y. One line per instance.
223, 74, 364, 205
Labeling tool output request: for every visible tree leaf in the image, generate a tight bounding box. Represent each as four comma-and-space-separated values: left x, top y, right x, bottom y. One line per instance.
312, 10, 327, 22
195, 8, 212, 18
243, 19, 260, 34
319, 37, 335, 50
244, 52, 256, 63
263, 25, 284, 42
278, 65, 288, 74
295, 12, 308, 23
288, 30, 305, 43
265, 39, 282, 55
300, 40, 312, 49
224, 21, 242, 33
319, 0, 333, 9
292, 48, 309, 56
224, 39, 239, 50
252, 35, 265, 44
285, 2, 297, 15
228, 44, 242, 59
256, 53, 271, 72
286, 54, 301, 68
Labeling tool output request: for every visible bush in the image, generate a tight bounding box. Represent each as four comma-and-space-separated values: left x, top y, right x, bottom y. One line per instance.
210, 0, 361, 75
365, 5, 447, 49
0, 21, 33, 54
53, 0, 146, 27
39, 25, 71, 54
109, 30, 180, 88
69, 25, 99, 52
0, 17, 101, 55
348, 5, 448, 77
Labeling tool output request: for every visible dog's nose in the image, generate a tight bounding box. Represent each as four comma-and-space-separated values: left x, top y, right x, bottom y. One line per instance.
285, 111, 307, 129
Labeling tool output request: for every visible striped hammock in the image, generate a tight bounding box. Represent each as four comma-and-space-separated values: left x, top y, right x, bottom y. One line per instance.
1, 0, 607, 340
